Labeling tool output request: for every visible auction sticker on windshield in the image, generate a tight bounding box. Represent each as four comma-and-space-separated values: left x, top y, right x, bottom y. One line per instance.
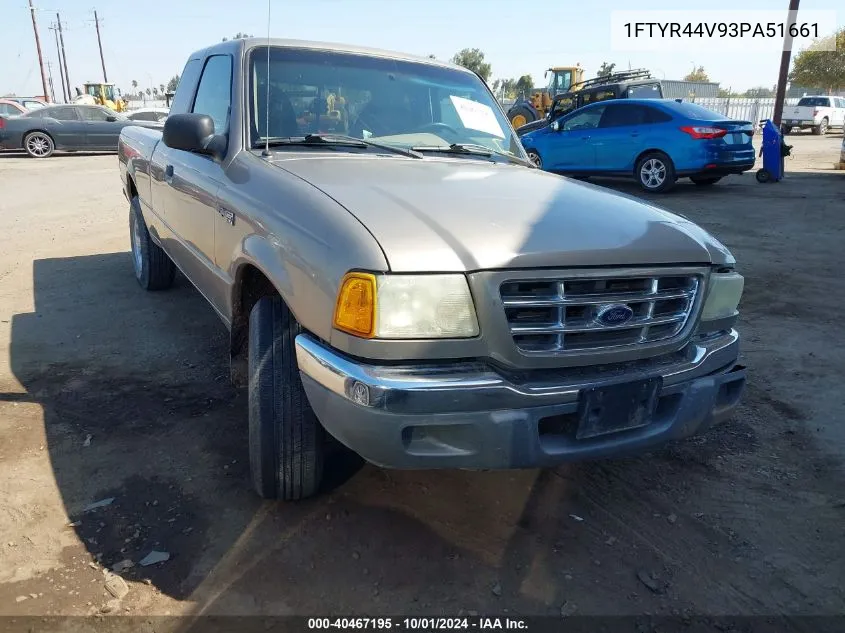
449, 96, 505, 138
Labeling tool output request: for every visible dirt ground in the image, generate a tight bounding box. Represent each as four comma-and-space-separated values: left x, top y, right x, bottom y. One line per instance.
0, 134, 844, 627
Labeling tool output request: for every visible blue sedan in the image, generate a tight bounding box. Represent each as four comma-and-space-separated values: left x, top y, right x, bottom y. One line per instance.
520, 99, 756, 193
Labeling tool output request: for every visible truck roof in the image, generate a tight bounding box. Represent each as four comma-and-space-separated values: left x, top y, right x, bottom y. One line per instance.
189, 37, 473, 75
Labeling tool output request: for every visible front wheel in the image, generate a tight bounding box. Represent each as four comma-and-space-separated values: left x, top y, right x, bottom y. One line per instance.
248, 295, 324, 501
526, 150, 542, 168
508, 105, 535, 130
636, 152, 676, 193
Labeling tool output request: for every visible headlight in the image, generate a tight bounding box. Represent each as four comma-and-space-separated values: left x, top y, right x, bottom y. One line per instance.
701, 272, 744, 321
333, 272, 479, 339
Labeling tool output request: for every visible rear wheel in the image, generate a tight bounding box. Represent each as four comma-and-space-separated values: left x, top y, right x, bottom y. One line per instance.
812, 118, 828, 135
635, 152, 676, 193
248, 295, 324, 501
24, 131, 54, 158
129, 196, 175, 290
690, 176, 722, 186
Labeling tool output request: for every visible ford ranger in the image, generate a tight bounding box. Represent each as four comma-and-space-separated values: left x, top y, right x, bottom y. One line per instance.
118, 38, 747, 501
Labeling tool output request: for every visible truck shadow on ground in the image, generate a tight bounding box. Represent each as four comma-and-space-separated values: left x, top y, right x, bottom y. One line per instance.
6, 252, 841, 622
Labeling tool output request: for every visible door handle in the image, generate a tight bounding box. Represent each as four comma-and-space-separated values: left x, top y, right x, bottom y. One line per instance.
581, 136, 591, 141
165, 165, 174, 182
631, 132, 640, 137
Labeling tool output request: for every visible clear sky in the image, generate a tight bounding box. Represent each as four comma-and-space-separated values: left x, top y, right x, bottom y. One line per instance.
3, 0, 842, 99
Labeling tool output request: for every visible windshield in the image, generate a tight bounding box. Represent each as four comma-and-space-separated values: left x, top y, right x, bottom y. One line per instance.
248, 46, 525, 160
546, 70, 573, 95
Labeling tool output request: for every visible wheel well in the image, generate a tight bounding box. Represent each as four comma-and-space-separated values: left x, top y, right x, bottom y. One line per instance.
229, 264, 279, 387
24, 129, 53, 142
633, 149, 671, 175
126, 175, 138, 200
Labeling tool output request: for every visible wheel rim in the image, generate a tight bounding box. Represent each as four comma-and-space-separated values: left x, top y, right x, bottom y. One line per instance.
640, 158, 666, 188
528, 151, 542, 168
26, 133, 51, 157
512, 114, 527, 128
131, 214, 143, 278
820, 121, 827, 134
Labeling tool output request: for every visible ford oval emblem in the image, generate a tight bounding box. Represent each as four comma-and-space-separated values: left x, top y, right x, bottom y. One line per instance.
595, 303, 634, 327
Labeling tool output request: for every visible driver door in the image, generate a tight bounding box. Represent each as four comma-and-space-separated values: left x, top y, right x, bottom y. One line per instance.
78, 105, 122, 148
544, 104, 605, 171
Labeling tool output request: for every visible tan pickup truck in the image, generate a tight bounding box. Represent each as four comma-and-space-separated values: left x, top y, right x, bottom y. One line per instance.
119, 38, 747, 501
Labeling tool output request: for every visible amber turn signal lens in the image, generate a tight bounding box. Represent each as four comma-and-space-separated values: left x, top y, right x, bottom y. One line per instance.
333, 272, 376, 338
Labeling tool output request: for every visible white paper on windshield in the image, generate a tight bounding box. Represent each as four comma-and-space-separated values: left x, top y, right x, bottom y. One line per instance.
449, 95, 505, 138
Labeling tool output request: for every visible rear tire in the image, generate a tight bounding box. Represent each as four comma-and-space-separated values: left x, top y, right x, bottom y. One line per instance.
129, 196, 175, 290
248, 295, 324, 501
635, 151, 676, 193
690, 176, 722, 186
812, 118, 828, 135
23, 131, 54, 158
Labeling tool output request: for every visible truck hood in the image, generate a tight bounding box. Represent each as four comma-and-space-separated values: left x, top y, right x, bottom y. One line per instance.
269, 154, 735, 272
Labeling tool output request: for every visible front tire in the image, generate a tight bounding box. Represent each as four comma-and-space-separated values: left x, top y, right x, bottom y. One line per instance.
129, 196, 175, 290
526, 150, 542, 168
24, 131, 54, 158
248, 295, 324, 501
508, 105, 535, 130
636, 152, 676, 193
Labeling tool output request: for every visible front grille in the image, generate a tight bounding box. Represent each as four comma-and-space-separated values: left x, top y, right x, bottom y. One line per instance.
500, 271, 702, 354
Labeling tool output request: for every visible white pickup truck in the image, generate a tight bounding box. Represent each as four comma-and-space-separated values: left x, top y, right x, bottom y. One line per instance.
782, 96, 845, 135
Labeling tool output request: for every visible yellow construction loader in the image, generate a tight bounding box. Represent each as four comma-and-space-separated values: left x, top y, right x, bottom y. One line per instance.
73, 82, 128, 112
506, 65, 585, 128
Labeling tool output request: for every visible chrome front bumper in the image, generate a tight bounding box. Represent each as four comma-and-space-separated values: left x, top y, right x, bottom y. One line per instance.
295, 332, 746, 469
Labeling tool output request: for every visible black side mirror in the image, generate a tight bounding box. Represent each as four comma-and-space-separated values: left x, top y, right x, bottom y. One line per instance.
106, 115, 117, 122
163, 113, 224, 160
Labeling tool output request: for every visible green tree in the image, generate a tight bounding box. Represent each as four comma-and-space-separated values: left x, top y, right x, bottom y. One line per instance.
450, 48, 492, 82
166, 75, 180, 92
131, 79, 138, 91
684, 66, 710, 82
152, 87, 159, 97
597, 62, 616, 77
789, 27, 845, 94
145, 87, 151, 96
515, 74, 534, 95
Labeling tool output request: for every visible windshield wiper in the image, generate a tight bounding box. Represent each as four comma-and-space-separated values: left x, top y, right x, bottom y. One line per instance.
254, 134, 422, 159
412, 143, 533, 166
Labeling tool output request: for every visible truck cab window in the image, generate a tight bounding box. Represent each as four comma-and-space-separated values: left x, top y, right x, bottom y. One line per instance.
192, 55, 233, 134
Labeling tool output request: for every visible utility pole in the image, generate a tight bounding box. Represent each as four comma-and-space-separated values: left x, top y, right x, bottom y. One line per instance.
772, 0, 801, 127
57, 13, 72, 99
94, 10, 108, 83
46, 60, 56, 102
28, 0, 51, 102
50, 24, 68, 102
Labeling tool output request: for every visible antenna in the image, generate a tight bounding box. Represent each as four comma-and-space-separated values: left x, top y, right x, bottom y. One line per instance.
261, 0, 271, 157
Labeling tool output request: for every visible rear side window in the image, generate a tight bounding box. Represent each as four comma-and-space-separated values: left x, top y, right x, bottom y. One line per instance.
34, 106, 79, 120
168, 58, 203, 115
192, 55, 233, 134
836, 98, 845, 108
626, 83, 662, 99
0, 103, 20, 116
797, 97, 829, 107
600, 104, 648, 127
